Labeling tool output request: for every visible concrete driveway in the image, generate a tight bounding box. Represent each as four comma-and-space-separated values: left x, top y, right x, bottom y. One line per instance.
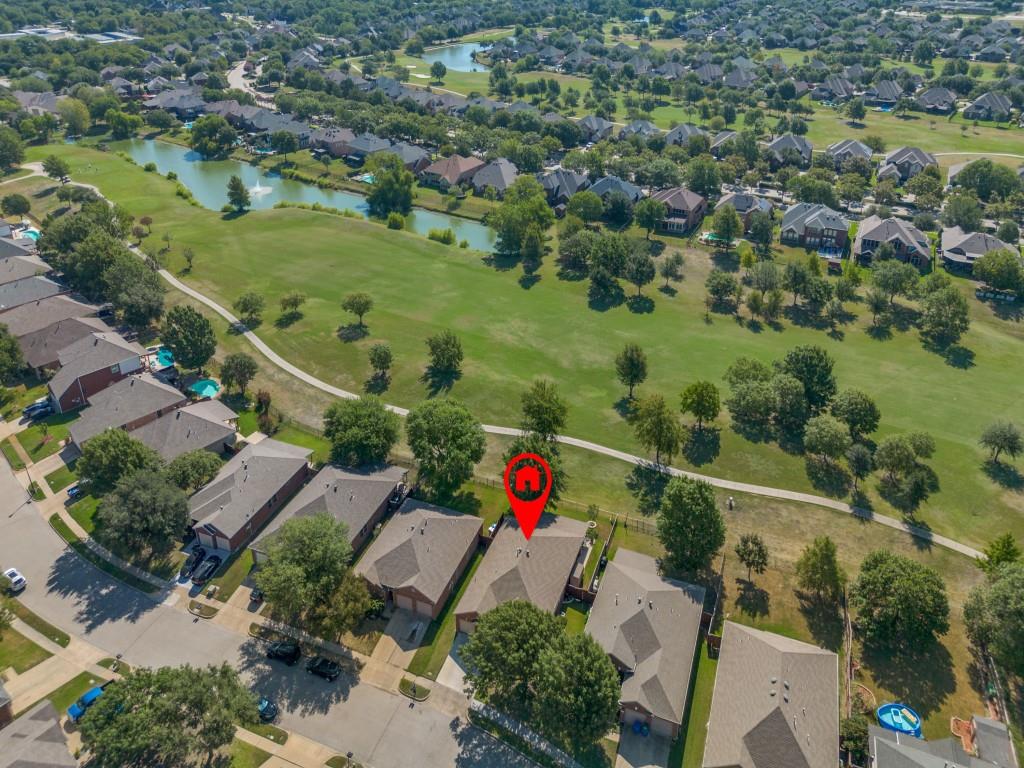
371, 609, 427, 668
615, 729, 672, 768
437, 632, 471, 694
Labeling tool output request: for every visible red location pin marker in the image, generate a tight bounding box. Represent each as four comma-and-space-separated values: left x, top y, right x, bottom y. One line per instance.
503, 452, 553, 541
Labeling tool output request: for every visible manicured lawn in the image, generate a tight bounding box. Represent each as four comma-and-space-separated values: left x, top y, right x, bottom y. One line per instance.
238, 721, 288, 745
0, 438, 25, 470
18, 671, 108, 717
4, 598, 70, 647
68, 495, 99, 534
672, 640, 718, 768
563, 604, 589, 635
406, 550, 483, 679
44, 462, 77, 493
272, 423, 331, 465
0, 378, 48, 420
0, 627, 52, 673
236, 409, 259, 437
16, 412, 77, 462
229, 738, 271, 768
210, 548, 254, 602
0, 176, 64, 220
341, 614, 389, 656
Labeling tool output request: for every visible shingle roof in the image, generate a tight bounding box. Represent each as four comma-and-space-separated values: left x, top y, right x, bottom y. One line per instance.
456, 514, 586, 619
48, 332, 145, 404
538, 168, 589, 200
780, 202, 848, 235
252, 464, 406, 551
16, 316, 109, 370
585, 550, 705, 726
884, 146, 937, 168
767, 133, 813, 162
190, 438, 311, 541
0, 254, 48, 286
940, 227, 1013, 265
0, 700, 77, 767
422, 154, 485, 186
0, 295, 99, 338
69, 373, 186, 445
0, 237, 36, 260
702, 622, 839, 768
869, 724, 1005, 768
472, 158, 519, 192
590, 175, 643, 202
650, 186, 705, 212
0, 275, 64, 311
129, 399, 237, 461
854, 215, 929, 255
827, 138, 873, 161
716, 192, 772, 216
665, 123, 707, 146
355, 497, 480, 605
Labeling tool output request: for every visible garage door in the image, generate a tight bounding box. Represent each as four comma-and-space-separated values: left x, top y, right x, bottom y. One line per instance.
457, 617, 475, 634
396, 593, 414, 611
415, 600, 433, 619
651, 717, 675, 739
623, 710, 645, 727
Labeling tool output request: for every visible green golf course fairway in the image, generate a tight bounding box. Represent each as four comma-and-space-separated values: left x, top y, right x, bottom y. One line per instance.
28, 143, 1024, 548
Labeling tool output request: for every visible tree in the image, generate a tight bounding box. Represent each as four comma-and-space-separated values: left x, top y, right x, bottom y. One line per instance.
366, 152, 414, 217
189, 114, 237, 159
711, 204, 742, 250
634, 198, 666, 239
726, 380, 776, 434
104, 109, 143, 140
705, 269, 739, 307
865, 287, 889, 326
233, 292, 265, 325
95, 471, 190, 559
846, 443, 874, 493
831, 389, 880, 440
603, 190, 634, 226
502, 433, 567, 510
634, 394, 683, 464
771, 373, 810, 436
105, 253, 165, 329
163, 450, 223, 493
78, 430, 162, 494
42, 154, 71, 181
920, 286, 969, 345
841, 715, 871, 766
489, 176, 554, 257
776, 345, 837, 412
566, 190, 603, 223
623, 250, 656, 296
279, 291, 306, 318
679, 381, 720, 430
270, 130, 299, 161
0, 324, 24, 382
996, 220, 1019, 245
1, 193, 30, 217
803, 414, 852, 463
430, 60, 447, 83
973, 249, 1024, 293
796, 536, 845, 601
735, 533, 769, 580
58, 97, 90, 136
749, 260, 782, 299
942, 190, 983, 232
979, 533, 1021, 577
660, 251, 684, 287
748, 211, 774, 255
80, 664, 258, 767
425, 329, 463, 374
846, 97, 866, 122
226, 175, 251, 212
323, 395, 400, 466
341, 292, 373, 327
368, 343, 393, 380
980, 421, 1023, 463
850, 550, 950, 648
533, 632, 621, 751
657, 476, 726, 573
784, 261, 809, 305
521, 380, 568, 440
406, 399, 486, 497
963, 563, 1024, 672
220, 352, 258, 396
160, 305, 215, 371
0, 126, 25, 170
615, 343, 647, 399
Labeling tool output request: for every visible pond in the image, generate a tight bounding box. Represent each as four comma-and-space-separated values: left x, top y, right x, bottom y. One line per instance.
120, 139, 496, 252
420, 42, 490, 73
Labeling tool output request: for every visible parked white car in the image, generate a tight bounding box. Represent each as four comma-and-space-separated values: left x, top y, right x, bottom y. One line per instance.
3, 567, 26, 592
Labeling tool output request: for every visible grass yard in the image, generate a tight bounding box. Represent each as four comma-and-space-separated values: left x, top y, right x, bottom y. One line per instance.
0, 378, 48, 420
17, 670, 108, 716
210, 548, 254, 602
229, 738, 271, 768
27, 144, 1024, 551
562, 603, 589, 635
672, 640, 718, 768
271, 423, 331, 465
15, 412, 77, 463
0, 438, 25, 470
4, 598, 70, 647
44, 462, 77, 493
0, 176, 65, 220
340, 614, 389, 656
0, 627, 52, 674
238, 721, 288, 745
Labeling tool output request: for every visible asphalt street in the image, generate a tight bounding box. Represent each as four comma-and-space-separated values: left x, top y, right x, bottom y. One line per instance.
0, 463, 531, 768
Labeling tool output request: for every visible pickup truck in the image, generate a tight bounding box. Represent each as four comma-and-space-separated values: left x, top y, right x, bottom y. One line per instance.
67, 684, 107, 723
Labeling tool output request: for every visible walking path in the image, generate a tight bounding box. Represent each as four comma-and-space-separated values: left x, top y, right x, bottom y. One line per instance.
22, 164, 986, 561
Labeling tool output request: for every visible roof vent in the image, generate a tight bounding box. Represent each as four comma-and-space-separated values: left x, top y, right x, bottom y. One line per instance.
648, 600, 653, 609
771, 677, 777, 684
525, 549, 530, 557
516, 548, 522, 557
770, 690, 776, 697
784, 681, 790, 690
615, 594, 619, 605
784, 694, 790, 703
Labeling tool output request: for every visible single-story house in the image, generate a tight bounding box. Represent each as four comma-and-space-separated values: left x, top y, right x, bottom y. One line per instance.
590, 175, 643, 204
765, 133, 813, 168
47, 332, 146, 414
585, 550, 705, 739
877, 146, 937, 183
853, 215, 931, 267
17, 316, 109, 375
779, 202, 848, 249
129, 399, 237, 461
715, 193, 773, 232
577, 115, 614, 142
869, 716, 1013, 768
68, 373, 187, 448
940, 227, 1015, 271
0, 295, 99, 339
190, 438, 313, 552
963, 92, 1012, 122
826, 138, 873, 169
454, 514, 587, 634
649, 187, 707, 234
471, 158, 519, 197
0, 275, 65, 312
538, 168, 589, 205
916, 86, 957, 114
420, 155, 485, 191
251, 464, 407, 559
0, 254, 48, 286
0, 700, 77, 766
863, 79, 903, 106
355, 498, 480, 619
702, 622, 838, 768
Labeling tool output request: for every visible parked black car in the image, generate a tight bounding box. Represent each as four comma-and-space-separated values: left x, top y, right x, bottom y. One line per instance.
27, 405, 53, 421
180, 547, 206, 579
266, 641, 301, 666
190, 554, 221, 585
22, 401, 51, 419
306, 656, 342, 682
257, 696, 278, 723
249, 587, 264, 604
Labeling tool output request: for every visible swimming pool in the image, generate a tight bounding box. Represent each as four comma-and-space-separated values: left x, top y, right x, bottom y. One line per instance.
877, 703, 923, 738
21, 228, 40, 241
154, 346, 174, 368
189, 378, 220, 398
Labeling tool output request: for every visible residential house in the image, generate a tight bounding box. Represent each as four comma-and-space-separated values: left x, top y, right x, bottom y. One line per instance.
143, 86, 206, 118
378, 142, 431, 173
649, 187, 707, 233
355, 498, 480, 618
710, 130, 737, 158
0, 295, 99, 339
853, 215, 931, 267
0, 701, 77, 767
454, 514, 587, 634
619, 120, 661, 141
590, 175, 643, 204
471, 159, 519, 197
715, 192, 773, 232
585, 550, 706, 739
826, 138, 873, 169
0, 254, 48, 286
129, 399, 237, 461
665, 123, 707, 148
940, 227, 1015, 271
12, 90, 64, 115
0, 237, 36, 260
863, 79, 903, 106
538, 168, 589, 205
578, 115, 615, 142
766, 133, 813, 167
702, 622, 838, 768
17, 316, 109, 375
67, 373, 187, 448
345, 133, 391, 161
723, 67, 757, 89
964, 92, 1012, 122
813, 75, 856, 101
47, 332, 145, 414
877, 146, 937, 183
310, 127, 356, 157
916, 86, 957, 113
0, 275, 65, 312
420, 155, 485, 191
251, 464, 407, 558
869, 716, 1014, 768
190, 439, 313, 552
779, 203, 849, 249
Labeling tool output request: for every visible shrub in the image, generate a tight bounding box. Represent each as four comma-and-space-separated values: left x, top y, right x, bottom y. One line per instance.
143, 162, 157, 172
428, 227, 456, 245
166, 171, 178, 180
460, 239, 469, 248
220, 204, 234, 213
387, 212, 405, 229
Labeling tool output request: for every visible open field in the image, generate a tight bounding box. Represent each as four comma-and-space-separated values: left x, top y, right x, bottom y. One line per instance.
25, 142, 1024, 549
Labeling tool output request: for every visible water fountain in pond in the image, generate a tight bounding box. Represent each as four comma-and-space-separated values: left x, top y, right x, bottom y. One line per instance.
250, 178, 272, 197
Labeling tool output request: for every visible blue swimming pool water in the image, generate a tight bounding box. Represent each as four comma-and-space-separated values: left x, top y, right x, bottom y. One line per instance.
877, 703, 922, 738
155, 347, 174, 367
189, 378, 220, 398
22, 229, 40, 241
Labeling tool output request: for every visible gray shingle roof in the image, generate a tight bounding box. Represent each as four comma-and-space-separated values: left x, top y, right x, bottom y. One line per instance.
69, 373, 186, 445
456, 514, 586, 619
129, 399, 237, 461
780, 202, 848, 236
702, 622, 838, 768
0, 275, 64, 311
252, 464, 406, 551
48, 332, 145, 404
0, 295, 99, 338
869, 724, 1007, 768
0, 237, 36, 260
472, 158, 519, 193
590, 175, 643, 203
854, 215, 929, 256
585, 550, 705, 726
0, 700, 77, 767
16, 316, 109, 370
827, 138, 873, 162
0, 255, 48, 286
190, 438, 312, 540
941, 226, 1013, 265
355, 497, 480, 605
